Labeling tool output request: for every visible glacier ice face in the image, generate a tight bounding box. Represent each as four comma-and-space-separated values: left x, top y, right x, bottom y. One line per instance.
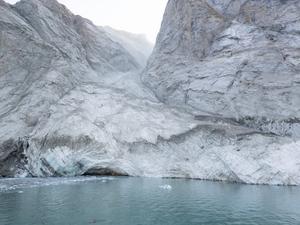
0, 0, 196, 178
0, 0, 300, 185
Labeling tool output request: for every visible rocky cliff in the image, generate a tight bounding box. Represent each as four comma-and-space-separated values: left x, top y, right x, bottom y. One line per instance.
141, 0, 300, 184
0, 0, 300, 185
143, 0, 300, 136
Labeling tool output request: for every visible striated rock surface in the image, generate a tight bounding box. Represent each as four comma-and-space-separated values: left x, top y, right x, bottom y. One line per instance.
143, 0, 300, 135
142, 0, 300, 184
0, 0, 300, 185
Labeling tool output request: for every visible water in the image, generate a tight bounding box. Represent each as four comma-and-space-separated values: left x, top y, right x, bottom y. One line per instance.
0, 177, 300, 225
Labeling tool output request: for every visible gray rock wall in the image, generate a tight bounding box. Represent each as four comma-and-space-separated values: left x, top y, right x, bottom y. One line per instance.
143, 0, 300, 136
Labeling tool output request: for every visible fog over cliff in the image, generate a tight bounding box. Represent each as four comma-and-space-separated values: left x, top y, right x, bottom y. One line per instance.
0, 0, 300, 185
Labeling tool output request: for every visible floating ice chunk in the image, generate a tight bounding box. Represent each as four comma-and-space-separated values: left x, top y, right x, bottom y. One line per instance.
159, 185, 172, 190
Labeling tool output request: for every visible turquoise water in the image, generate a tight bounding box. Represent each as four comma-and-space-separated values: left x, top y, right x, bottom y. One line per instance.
0, 177, 300, 225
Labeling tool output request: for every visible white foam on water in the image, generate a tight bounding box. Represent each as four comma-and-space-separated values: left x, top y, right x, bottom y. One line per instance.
0, 177, 113, 193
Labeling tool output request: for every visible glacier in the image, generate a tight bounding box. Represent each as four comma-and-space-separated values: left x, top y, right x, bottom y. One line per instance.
0, 0, 300, 185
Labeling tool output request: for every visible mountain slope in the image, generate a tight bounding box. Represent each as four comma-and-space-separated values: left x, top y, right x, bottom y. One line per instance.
102, 26, 153, 68
143, 0, 300, 136
0, 0, 195, 177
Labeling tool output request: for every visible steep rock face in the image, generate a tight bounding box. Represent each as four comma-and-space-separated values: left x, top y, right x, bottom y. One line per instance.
14, 0, 142, 73
0, 0, 300, 185
140, 0, 300, 184
143, 0, 300, 136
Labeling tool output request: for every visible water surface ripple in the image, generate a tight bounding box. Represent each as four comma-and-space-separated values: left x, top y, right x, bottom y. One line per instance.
0, 177, 299, 225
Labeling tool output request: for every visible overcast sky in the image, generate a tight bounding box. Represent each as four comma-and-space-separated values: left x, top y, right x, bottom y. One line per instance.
4, 0, 168, 43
